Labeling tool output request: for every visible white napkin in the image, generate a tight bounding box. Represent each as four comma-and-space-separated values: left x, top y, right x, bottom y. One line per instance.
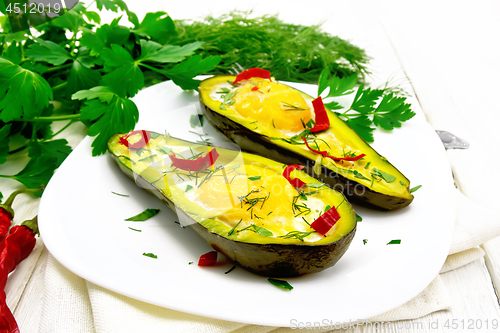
38, 189, 500, 333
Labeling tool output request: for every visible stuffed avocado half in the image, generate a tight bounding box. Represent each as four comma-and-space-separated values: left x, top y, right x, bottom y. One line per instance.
108, 130, 357, 277
198, 74, 414, 210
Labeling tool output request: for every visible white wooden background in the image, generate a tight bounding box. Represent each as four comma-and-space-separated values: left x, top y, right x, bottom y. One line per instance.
2, 0, 500, 332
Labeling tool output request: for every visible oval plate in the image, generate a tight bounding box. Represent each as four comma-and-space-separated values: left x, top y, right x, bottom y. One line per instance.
39, 80, 455, 326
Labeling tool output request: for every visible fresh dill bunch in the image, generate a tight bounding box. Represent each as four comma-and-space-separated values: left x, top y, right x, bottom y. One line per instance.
169, 11, 371, 83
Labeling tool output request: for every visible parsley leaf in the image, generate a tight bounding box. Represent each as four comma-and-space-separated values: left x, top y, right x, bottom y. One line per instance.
387, 239, 401, 245
133, 12, 177, 44
0, 58, 52, 122
125, 208, 160, 221
67, 60, 101, 94
100, 44, 144, 97
163, 55, 221, 90
318, 68, 357, 97
350, 85, 384, 114
344, 116, 375, 142
138, 40, 204, 63
373, 94, 415, 130
1, 156, 58, 189
74, 87, 139, 155
28, 139, 72, 168
142, 252, 158, 259
0, 124, 11, 164
25, 39, 72, 66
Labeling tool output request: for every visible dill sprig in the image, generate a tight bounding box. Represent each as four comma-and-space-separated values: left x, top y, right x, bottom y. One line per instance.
170, 11, 370, 84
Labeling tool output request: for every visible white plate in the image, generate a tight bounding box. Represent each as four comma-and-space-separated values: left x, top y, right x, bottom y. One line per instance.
39, 80, 455, 327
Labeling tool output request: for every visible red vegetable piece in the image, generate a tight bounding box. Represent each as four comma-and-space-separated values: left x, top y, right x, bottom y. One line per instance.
310, 206, 341, 235
251, 86, 259, 91
198, 251, 218, 266
233, 68, 271, 85
0, 208, 12, 240
301, 136, 366, 162
119, 130, 151, 150
0, 223, 37, 333
310, 97, 330, 132
169, 149, 219, 172
283, 165, 307, 189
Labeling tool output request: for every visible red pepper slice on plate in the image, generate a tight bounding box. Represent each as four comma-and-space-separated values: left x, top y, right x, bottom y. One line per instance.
251, 86, 259, 91
198, 251, 218, 266
119, 130, 151, 150
301, 136, 366, 162
233, 68, 271, 85
310, 97, 330, 132
310, 206, 341, 235
169, 149, 219, 172
283, 165, 307, 189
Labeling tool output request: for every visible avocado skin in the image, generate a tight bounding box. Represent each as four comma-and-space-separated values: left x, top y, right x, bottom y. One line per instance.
190, 218, 356, 277
200, 96, 413, 211
108, 133, 357, 277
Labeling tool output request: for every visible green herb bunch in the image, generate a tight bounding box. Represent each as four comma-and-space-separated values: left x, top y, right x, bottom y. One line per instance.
0, 1, 221, 195
171, 11, 371, 84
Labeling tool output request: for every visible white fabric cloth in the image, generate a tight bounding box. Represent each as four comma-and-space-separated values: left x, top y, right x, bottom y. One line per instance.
38, 189, 500, 333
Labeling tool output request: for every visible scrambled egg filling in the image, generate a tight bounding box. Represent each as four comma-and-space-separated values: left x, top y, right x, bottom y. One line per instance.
115, 133, 333, 242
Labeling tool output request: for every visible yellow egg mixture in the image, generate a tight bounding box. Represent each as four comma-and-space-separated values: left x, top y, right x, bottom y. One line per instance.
113, 133, 337, 242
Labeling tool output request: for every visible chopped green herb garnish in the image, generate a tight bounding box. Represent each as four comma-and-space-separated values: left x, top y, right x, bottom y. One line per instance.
365, 161, 371, 169
185, 185, 193, 192
282, 102, 306, 111
410, 185, 422, 193
190, 114, 204, 128
252, 225, 273, 237
125, 208, 160, 221
268, 278, 293, 291
225, 266, 236, 274
188, 261, 194, 265
400, 181, 407, 186
238, 224, 273, 237
356, 214, 363, 222
158, 147, 174, 155
363, 239, 368, 245
111, 191, 129, 197
128, 227, 141, 232
248, 176, 261, 181
138, 154, 157, 162
228, 219, 242, 236
220, 103, 227, 110
336, 198, 345, 209
324, 205, 331, 214
279, 230, 316, 242
371, 168, 396, 183
136, 147, 147, 157
387, 239, 401, 245
143, 253, 158, 259
216, 88, 231, 94
307, 183, 325, 188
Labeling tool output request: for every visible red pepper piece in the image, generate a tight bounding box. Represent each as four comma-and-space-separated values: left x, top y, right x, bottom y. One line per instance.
310, 206, 341, 235
301, 136, 366, 162
119, 130, 151, 150
198, 251, 218, 266
0, 209, 12, 240
251, 86, 259, 91
283, 165, 307, 189
169, 149, 219, 172
0, 217, 37, 333
310, 97, 330, 132
233, 68, 271, 85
